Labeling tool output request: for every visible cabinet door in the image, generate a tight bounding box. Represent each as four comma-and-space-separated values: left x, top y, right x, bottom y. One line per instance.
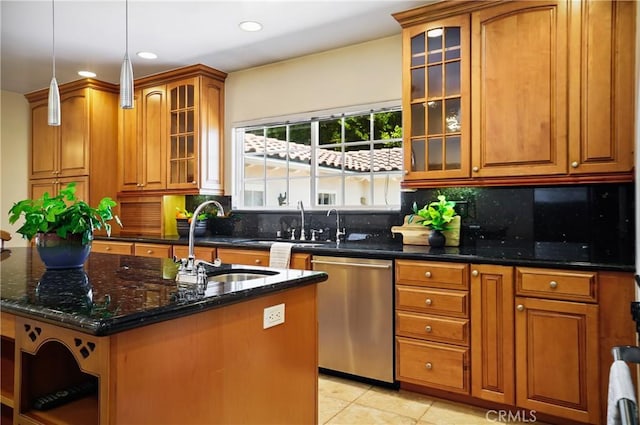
58, 89, 90, 177
470, 264, 514, 405
118, 91, 141, 191
30, 176, 89, 203
402, 15, 470, 180
198, 76, 225, 195
568, 0, 635, 175
30, 101, 58, 180
166, 78, 200, 190
515, 297, 599, 423
471, 1, 569, 177
139, 86, 166, 191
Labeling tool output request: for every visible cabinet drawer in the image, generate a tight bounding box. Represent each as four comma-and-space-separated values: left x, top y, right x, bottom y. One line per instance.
396, 337, 469, 394
217, 248, 270, 267
396, 311, 469, 346
516, 267, 597, 303
173, 245, 216, 262
92, 241, 133, 255
397, 286, 468, 318
134, 243, 172, 258
396, 260, 468, 290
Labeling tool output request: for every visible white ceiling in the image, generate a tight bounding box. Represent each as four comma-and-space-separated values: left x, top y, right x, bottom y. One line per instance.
1, 0, 428, 94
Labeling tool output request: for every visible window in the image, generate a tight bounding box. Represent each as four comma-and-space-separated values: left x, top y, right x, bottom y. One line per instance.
234, 106, 402, 210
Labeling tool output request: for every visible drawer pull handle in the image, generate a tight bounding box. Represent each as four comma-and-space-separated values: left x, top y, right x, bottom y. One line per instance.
425, 325, 432, 333
471, 270, 478, 277
147, 250, 153, 254
425, 362, 433, 370
424, 271, 432, 278
517, 304, 525, 312
105, 246, 111, 251
425, 298, 432, 306
255, 259, 261, 264
549, 280, 558, 289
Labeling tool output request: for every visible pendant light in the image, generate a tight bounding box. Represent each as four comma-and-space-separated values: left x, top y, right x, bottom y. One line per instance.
47, 0, 60, 126
119, 0, 134, 109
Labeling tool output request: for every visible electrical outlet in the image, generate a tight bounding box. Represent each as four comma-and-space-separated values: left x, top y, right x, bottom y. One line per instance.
263, 303, 285, 329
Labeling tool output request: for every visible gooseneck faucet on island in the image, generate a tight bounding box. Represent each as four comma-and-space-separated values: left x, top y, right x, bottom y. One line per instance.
176, 200, 225, 287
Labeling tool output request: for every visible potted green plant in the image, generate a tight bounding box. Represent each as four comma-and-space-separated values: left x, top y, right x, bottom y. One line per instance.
409, 195, 458, 248
8, 183, 121, 269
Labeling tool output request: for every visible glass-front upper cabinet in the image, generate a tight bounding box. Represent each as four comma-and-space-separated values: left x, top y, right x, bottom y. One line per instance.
167, 78, 200, 189
402, 15, 470, 180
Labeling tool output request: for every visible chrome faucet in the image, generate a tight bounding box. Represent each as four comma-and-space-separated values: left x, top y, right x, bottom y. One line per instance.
177, 200, 225, 284
297, 200, 306, 241
327, 208, 345, 244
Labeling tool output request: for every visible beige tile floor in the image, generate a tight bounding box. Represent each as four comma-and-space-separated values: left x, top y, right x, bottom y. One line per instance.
318, 374, 546, 425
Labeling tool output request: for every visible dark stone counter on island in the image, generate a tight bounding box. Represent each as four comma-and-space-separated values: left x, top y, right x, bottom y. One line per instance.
0, 247, 328, 336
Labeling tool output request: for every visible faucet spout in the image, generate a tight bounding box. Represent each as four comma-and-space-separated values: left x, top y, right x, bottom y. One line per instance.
297, 200, 306, 241
187, 200, 224, 270
327, 208, 344, 244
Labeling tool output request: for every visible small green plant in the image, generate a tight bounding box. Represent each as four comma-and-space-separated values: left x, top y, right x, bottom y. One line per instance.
409, 195, 458, 231
8, 183, 121, 244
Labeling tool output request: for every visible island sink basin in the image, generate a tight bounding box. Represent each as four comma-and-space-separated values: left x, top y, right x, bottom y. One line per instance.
207, 269, 278, 284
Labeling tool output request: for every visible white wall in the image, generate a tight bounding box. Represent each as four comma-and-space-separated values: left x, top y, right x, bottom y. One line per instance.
0, 90, 30, 247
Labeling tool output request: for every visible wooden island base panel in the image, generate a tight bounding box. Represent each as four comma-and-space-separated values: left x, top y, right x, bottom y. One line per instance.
0, 248, 326, 425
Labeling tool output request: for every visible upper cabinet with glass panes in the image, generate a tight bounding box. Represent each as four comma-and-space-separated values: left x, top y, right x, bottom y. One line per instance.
402, 15, 470, 181
394, 0, 635, 188
118, 65, 227, 195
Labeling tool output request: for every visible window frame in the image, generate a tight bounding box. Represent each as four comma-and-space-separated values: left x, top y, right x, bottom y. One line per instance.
232, 101, 403, 211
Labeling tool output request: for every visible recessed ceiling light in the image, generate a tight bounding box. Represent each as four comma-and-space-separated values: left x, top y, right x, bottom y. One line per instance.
137, 51, 158, 60
239, 21, 262, 32
78, 71, 96, 78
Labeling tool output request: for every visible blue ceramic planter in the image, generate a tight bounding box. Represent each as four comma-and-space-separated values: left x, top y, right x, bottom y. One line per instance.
35, 232, 91, 269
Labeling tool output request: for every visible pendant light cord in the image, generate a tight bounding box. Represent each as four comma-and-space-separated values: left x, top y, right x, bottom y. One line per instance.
51, 0, 55, 78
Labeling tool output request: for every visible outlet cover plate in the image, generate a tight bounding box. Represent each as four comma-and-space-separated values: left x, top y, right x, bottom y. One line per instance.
263, 303, 285, 329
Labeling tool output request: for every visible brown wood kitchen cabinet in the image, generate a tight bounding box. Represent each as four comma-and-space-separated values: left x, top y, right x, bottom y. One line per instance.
217, 248, 311, 270
394, 0, 635, 187
470, 264, 514, 405
117, 64, 226, 195
25, 80, 119, 210
398, 260, 635, 425
395, 259, 470, 394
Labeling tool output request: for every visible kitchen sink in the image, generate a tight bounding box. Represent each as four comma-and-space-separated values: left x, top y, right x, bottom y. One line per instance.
244, 240, 329, 248
208, 269, 278, 284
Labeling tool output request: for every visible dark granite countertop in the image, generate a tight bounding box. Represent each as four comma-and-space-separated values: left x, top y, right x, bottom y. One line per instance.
99, 235, 635, 272
0, 248, 328, 336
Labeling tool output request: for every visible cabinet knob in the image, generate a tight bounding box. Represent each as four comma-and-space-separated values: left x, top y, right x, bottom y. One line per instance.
517, 304, 525, 312
404, 170, 409, 175
425, 325, 432, 333
549, 280, 558, 289
472, 166, 479, 172
425, 362, 433, 370
191, 181, 196, 184
471, 270, 478, 277
105, 246, 111, 251
571, 161, 579, 168
424, 271, 432, 278
147, 250, 153, 254
255, 259, 261, 264
425, 298, 432, 306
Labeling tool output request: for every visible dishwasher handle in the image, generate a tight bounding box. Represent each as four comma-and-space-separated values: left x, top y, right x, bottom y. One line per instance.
311, 259, 392, 269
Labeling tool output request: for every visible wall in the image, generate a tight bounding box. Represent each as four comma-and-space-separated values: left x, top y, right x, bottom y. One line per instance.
0, 90, 30, 247
225, 35, 402, 194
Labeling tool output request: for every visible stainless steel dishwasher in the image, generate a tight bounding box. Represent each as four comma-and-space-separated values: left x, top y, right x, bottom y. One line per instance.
312, 256, 394, 384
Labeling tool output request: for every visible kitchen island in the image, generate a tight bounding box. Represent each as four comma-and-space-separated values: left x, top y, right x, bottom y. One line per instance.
0, 248, 327, 424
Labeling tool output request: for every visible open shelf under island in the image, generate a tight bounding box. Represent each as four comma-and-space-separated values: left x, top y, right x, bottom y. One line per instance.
0, 248, 328, 424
